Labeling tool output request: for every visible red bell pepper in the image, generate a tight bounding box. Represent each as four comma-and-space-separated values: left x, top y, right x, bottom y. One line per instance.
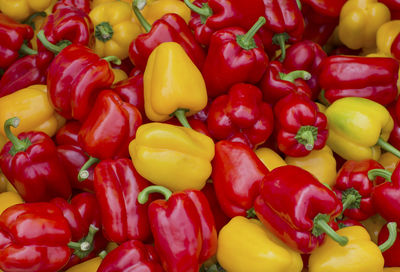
211, 140, 269, 218
259, 60, 312, 105
317, 56, 399, 105
129, 7, 205, 71
301, 0, 346, 17
336, 218, 364, 229
98, 240, 163, 272
53, 0, 91, 14
184, 0, 266, 45
55, 120, 81, 147
379, 0, 400, 19
138, 185, 217, 272
202, 17, 269, 97
333, 159, 386, 221
378, 222, 400, 266
207, 83, 274, 148
302, 15, 337, 47
0, 117, 72, 202
47, 44, 115, 121
274, 93, 328, 157
391, 33, 400, 61
388, 101, 400, 151
94, 158, 153, 243
254, 165, 348, 253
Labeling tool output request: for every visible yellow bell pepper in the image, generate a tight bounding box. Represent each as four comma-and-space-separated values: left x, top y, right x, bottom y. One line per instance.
325, 97, 394, 161
65, 256, 103, 272
0, 191, 23, 215
91, 0, 132, 9
0, 0, 53, 22
217, 216, 303, 272
141, 0, 191, 25
361, 214, 387, 244
129, 122, 215, 192
378, 152, 400, 172
285, 146, 337, 187
338, 0, 391, 51
255, 147, 286, 171
0, 85, 65, 138
308, 226, 385, 272
112, 68, 128, 84
0, 172, 8, 193
375, 20, 400, 57
89, 0, 142, 59
0, 135, 7, 157
384, 268, 400, 272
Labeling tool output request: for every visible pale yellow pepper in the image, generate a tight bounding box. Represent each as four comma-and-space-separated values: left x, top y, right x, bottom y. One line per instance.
0, 192, 23, 215
0, 0, 53, 22
255, 147, 286, 171
141, 0, 191, 25
378, 152, 400, 172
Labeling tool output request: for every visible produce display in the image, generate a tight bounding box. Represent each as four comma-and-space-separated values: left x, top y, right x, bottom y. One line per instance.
2, 0, 400, 271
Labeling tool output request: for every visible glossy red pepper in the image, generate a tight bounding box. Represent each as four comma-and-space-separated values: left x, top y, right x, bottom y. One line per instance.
378, 222, 400, 266
379, 0, 400, 19
98, 240, 163, 272
333, 159, 386, 221
274, 93, 328, 157
202, 17, 269, 97
138, 185, 217, 272
259, 60, 312, 104
94, 158, 153, 243
55, 120, 81, 147
388, 101, 400, 151
207, 83, 274, 148
211, 140, 269, 217
47, 44, 115, 121
391, 33, 400, 61
317, 56, 399, 105
254, 165, 347, 253
53, 0, 91, 14
0, 117, 72, 202
129, 9, 205, 71
301, 0, 346, 17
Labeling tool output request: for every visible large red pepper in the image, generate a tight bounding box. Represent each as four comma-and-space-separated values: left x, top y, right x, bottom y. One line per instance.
201, 17, 269, 97
317, 56, 399, 106
138, 185, 218, 272
301, 0, 346, 17
211, 140, 269, 218
259, 60, 312, 105
55, 120, 81, 147
254, 165, 347, 253
207, 83, 274, 148
302, 12, 337, 47
388, 101, 400, 151
274, 93, 328, 157
53, 0, 91, 14
47, 44, 115, 121
94, 158, 153, 243
333, 159, 386, 221
378, 222, 400, 266
129, 8, 205, 71
0, 117, 72, 202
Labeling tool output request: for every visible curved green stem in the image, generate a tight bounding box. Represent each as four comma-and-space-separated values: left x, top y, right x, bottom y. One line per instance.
368, 168, 392, 182
103, 55, 121, 65
379, 222, 398, 252
313, 213, 348, 246
4, 117, 32, 156
138, 185, 172, 204
23, 11, 47, 30
19, 43, 37, 55
173, 108, 191, 129
68, 224, 99, 259
236, 17, 266, 50
377, 137, 400, 158
37, 30, 64, 54
132, 0, 152, 32
318, 89, 331, 106
272, 33, 290, 62
295, 125, 318, 151
296, 0, 302, 10
78, 157, 100, 182
279, 70, 311, 83
183, 0, 213, 18
95, 22, 114, 42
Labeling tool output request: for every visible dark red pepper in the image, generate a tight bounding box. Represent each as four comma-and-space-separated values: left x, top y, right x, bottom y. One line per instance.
52, 0, 91, 14
301, 0, 347, 17
378, 222, 400, 266
388, 101, 400, 151
391, 33, 400, 61
55, 120, 82, 147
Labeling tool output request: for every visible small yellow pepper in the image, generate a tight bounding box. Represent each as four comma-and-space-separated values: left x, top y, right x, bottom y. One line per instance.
361, 214, 387, 244
89, 0, 142, 59
378, 152, 400, 172
0, 192, 23, 215
338, 0, 391, 51
65, 256, 103, 272
0, 0, 53, 22
129, 122, 215, 192
217, 216, 303, 272
255, 147, 286, 171
141, 0, 191, 25
0, 85, 65, 138
112, 68, 128, 84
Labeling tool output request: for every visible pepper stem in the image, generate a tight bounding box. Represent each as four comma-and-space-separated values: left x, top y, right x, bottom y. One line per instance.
95, 22, 114, 42
173, 108, 192, 129
312, 213, 348, 246
132, 0, 152, 33
183, 0, 213, 19
318, 89, 331, 106
68, 224, 99, 259
279, 70, 311, 83
23, 11, 47, 30
99, 250, 108, 259
236, 17, 266, 50
4, 117, 32, 156
19, 43, 37, 55
367, 169, 392, 182
102, 56, 121, 65
272, 33, 290, 62
78, 156, 100, 182
379, 222, 398, 252
377, 137, 400, 158
295, 125, 318, 151
246, 207, 256, 218
341, 188, 362, 211
37, 30, 65, 54
138, 185, 172, 204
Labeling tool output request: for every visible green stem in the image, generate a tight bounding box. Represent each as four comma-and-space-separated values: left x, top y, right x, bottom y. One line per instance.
4, 117, 32, 156
318, 89, 331, 106
19, 43, 37, 55
183, 0, 213, 18
313, 213, 348, 246
68, 225, 99, 259
138, 185, 172, 204
279, 70, 311, 83
342, 194, 356, 211
272, 33, 290, 62
99, 250, 108, 259
102, 55, 121, 65
367, 168, 392, 182
379, 222, 398, 252
236, 17, 266, 50
37, 30, 63, 54
23, 11, 47, 30
95, 22, 114, 42
173, 108, 191, 129
295, 125, 318, 151
296, 0, 302, 10
78, 157, 100, 182
377, 137, 400, 158
246, 207, 256, 218
132, 0, 152, 32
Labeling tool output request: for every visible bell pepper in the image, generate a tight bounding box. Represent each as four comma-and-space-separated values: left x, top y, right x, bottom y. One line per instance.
53, 0, 91, 13
217, 216, 303, 272
130, 3, 206, 71
183, 0, 266, 46
385, 268, 400, 272
0, 192, 23, 215
212, 140, 269, 218
65, 254, 104, 272
373, 20, 400, 59
94, 158, 153, 243
301, 0, 346, 18
379, 222, 400, 267
201, 17, 269, 97
89, 1, 141, 59
379, 0, 400, 19
392, 32, 400, 61
138, 185, 218, 272
47, 44, 115, 121
333, 159, 386, 221
285, 146, 337, 187
0, 13, 35, 70
254, 165, 347, 253
55, 120, 81, 147
274, 93, 328, 157
361, 214, 387, 244
255, 147, 286, 171
207, 83, 274, 149
379, 152, 400, 172
141, 0, 191, 25
338, 0, 391, 51
387, 102, 400, 152
129, 122, 214, 192
0, 0, 53, 21
143, 42, 207, 126
259, 60, 313, 105
97, 240, 163, 272
325, 97, 400, 161
91, 0, 131, 8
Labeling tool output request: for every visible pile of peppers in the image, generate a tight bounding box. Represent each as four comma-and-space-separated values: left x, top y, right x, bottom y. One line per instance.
3, 0, 400, 271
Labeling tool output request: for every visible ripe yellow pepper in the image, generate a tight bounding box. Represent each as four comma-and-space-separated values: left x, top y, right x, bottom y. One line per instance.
141, 0, 191, 25
378, 152, 400, 172
375, 20, 400, 57
112, 68, 128, 84
91, 0, 132, 9
338, 0, 391, 51
384, 268, 400, 272
89, 0, 142, 59
0, 192, 23, 214
255, 147, 286, 171
361, 214, 387, 244
0, 85, 65, 138
129, 122, 215, 192
285, 146, 337, 187
0, 0, 53, 21
65, 256, 103, 272
217, 216, 303, 272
